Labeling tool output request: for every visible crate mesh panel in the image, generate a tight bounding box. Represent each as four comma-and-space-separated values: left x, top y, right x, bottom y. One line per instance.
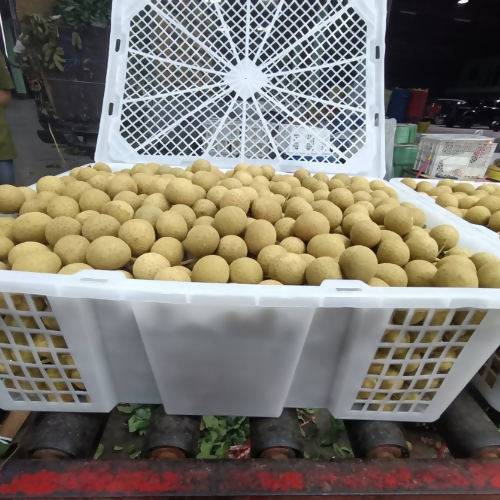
119, 0, 368, 164
478, 348, 500, 389
0, 294, 90, 404
351, 308, 486, 414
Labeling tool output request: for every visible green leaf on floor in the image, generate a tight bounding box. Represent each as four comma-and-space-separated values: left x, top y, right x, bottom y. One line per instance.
113, 446, 123, 451
129, 450, 141, 459
322, 416, 345, 446
93, 444, 104, 459
198, 416, 250, 459
333, 443, 353, 458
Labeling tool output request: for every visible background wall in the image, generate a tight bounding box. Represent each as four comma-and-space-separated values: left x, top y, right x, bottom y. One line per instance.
16, 0, 54, 19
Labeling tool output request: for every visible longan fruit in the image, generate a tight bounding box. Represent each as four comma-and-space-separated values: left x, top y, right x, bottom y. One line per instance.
45, 216, 81, 246
257, 245, 286, 274
245, 220, 277, 255
0, 185, 25, 214
170, 204, 196, 229
134, 205, 163, 227
273, 253, 307, 285
59, 263, 94, 275
13, 212, 52, 243
229, 257, 263, 284
234, 171, 253, 187
54, 235, 90, 266
192, 255, 230, 283
375, 263, 408, 287
464, 206, 491, 226
433, 263, 478, 288
87, 175, 110, 192
489, 211, 500, 232
36, 176, 65, 195
470, 252, 500, 270
119, 219, 156, 256
251, 197, 281, 224
108, 175, 138, 199
19, 198, 48, 215
404, 260, 437, 287
429, 225, 459, 251
102, 201, 134, 225
270, 181, 292, 198
151, 237, 184, 266
220, 178, 243, 190
377, 240, 410, 267
217, 235, 248, 264
62, 181, 92, 203
350, 220, 381, 248
294, 168, 311, 182
82, 214, 120, 241
219, 189, 250, 213
0, 218, 14, 241
191, 159, 212, 173
339, 246, 378, 283
368, 278, 389, 287
79, 188, 111, 213
328, 188, 354, 211
436, 255, 476, 273
371, 204, 394, 225
306, 257, 342, 286
284, 197, 312, 220
242, 187, 259, 204
113, 191, 142, 211
192, 171, 219, 192
447, 247, 473, 258
294, 211, 330, 242
192, 199, 217, 218
406, 236, 439, 262
275, 218, 295, 241
13, 251, 62, 274
47, 196, 80, 219
452, 183, 476, 195
332, 173, 351, 186
18, 187, 36, 201
183, 225, 220, 258
445, 207, 463, 218
156, 211, 188, 241
193, 216, 214, 227
214, 206, 247, 236
280, 237, 306, 254
0, 237, 14, 261
207, 186, 229, 208
478, 263, 500, 288
384, 207, 413, 236
77, 167, 100, 182
8, 241, 50, 267
475, 195, 500, 214
86, 236, 131, 271
344, 204, 369, 217
341, 212, 370, 236
142, 193, 170, 212
401, 178, 416, 190
132, 253, 170, 280
307, 234, 345, 258
154, 267, 191, 282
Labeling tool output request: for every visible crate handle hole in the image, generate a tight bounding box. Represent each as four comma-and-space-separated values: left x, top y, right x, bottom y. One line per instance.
115, 39, 121, 52
376, 46, 380, 59
108, 103, 114, 116
375, 113, 380, 127
336, 288, 363, 292
80, 278, 108, 283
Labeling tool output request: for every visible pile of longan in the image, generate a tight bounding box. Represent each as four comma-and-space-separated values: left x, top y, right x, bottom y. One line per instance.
0, 159, 499, 288
402, 178, 500, 235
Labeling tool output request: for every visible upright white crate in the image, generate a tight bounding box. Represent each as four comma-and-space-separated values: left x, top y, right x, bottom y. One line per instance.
97, 0, 386, 176
414, 134, 496, 179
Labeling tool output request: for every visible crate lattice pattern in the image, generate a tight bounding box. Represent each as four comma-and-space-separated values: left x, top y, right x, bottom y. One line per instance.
0, 293, 89, 404
120, 0, 367, 163
478, 348, 500, 389
352, 308, 486, 414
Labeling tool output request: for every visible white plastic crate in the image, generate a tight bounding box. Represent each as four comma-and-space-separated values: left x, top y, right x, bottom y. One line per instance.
414, 134, 496, 179
3, 169, 500, 419
96, 0, 386, 175
475, 348, 500, 412
391, 178, 500, 242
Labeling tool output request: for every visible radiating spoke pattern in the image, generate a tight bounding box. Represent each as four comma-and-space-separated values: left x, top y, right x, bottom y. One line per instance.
119, 0, 369, 166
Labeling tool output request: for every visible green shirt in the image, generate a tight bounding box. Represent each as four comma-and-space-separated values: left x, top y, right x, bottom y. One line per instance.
0, 53, 17, 161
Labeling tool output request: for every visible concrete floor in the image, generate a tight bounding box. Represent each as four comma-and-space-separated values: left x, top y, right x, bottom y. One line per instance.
6, 98, 91, 187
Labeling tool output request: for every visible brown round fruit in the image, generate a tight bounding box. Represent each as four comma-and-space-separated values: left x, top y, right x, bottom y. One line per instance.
339, 246, 378, 283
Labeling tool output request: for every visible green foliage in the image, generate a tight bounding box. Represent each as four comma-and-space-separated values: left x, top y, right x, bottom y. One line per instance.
321, 415, 345, 446
20, 14, 65, 79
117, 404, 151, 435
54, 0, 112, 31
297, 408, 319, 441
197, 416, 250, 459
93, 443, 104, 459
333, 443, 353, 458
